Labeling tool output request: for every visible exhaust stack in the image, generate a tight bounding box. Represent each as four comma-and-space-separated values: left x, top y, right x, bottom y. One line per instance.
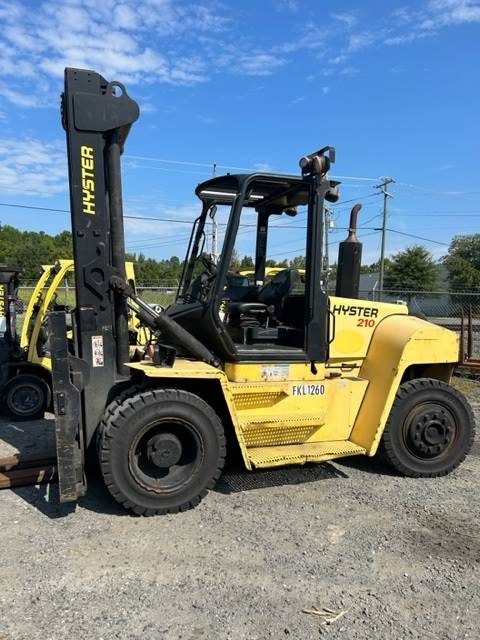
335, 204, 362, 299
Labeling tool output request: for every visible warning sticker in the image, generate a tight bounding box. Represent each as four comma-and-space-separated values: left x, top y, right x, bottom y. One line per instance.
92, 335, 104, 367
261, 364, 290, 380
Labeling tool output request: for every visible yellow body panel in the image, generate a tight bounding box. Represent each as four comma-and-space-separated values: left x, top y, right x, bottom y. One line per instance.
128, 300, 460, 472
20, 263, 53, 349
351, 314, 458, 454
27, 260, 74, 365
128, 359, 252, 468
329, 296, 408, 363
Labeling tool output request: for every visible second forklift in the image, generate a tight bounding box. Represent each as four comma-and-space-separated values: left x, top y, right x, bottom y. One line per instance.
0, 259, 145, 420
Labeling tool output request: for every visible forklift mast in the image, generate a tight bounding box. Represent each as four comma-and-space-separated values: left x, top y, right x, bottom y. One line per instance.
0, 265, 21, 388
50, 69, 139, 498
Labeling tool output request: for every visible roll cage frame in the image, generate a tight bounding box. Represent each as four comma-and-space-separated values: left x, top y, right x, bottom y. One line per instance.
177, 171, 335, 364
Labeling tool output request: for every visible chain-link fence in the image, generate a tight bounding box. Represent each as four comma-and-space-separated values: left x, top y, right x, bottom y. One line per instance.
359, 290, 480, 322
17, 281, 180, 312
17, 281, 480, 319
135, 285, 178, 308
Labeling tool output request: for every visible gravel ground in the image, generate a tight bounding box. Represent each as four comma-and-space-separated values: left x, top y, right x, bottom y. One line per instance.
0, 378, 478, 640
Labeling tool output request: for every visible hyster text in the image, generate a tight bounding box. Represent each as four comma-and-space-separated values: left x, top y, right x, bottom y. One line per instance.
81, 145, 95, 215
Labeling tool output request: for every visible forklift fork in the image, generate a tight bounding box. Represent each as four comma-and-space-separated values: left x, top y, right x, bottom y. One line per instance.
49, 311, 86, 501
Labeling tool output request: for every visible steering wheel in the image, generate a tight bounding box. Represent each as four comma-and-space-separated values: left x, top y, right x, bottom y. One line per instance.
186, 256, 218, 303
200, 255, 217, 275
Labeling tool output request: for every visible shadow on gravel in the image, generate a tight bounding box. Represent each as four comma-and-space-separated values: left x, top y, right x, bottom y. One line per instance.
12, 472, 132, 519
334, 454, 398, 476
1, 414, 133, 519
215, 460, 348, 495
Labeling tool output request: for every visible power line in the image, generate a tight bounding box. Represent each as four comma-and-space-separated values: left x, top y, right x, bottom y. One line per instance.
392, 214, 480, 218
384, 228, 450, 246
125, 162, 211, 177
361, 212, 382, 227
0, 202, 69, 214
125, 155, 251, 172
331, 192, 381, 207
125, 154, 381, 182
395, 181, 480, 196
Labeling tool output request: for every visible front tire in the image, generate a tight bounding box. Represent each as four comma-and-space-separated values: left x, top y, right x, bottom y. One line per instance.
380, 378, 475, 477
98, 388, 226, 516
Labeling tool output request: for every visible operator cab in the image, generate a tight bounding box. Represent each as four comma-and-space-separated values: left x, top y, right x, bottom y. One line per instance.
169, 157, 339, 363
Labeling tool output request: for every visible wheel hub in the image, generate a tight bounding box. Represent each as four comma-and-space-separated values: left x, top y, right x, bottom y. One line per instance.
146, 433, 182, 469
11, 386, 41, 413
408, 405, 455, 458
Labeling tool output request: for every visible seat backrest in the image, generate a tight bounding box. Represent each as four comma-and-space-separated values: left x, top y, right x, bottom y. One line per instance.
257, 268, 300, 307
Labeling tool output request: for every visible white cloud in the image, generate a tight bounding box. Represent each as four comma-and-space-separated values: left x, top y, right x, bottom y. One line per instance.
0, 84, 45, 108
254, 162, 273, 172
0, 0, 230, 108
274, 23, 330, 54
385, 0, 480, 45
331, 12, 357, 29
322, 86, 330, 95
422, 0, 480, 28
0, 0, 478, 114
235, 53, 286, 76
347, 31, 378, 53
197, 114, 216, 125
0, 137, 67, 196
329, 54, 348, 65
275, 0, 299, 12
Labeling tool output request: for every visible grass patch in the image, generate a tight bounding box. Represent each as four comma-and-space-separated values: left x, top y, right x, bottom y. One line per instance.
452, 375, 480, 398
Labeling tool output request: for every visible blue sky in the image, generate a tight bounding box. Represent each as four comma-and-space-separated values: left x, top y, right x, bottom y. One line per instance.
0, 0, 479, 266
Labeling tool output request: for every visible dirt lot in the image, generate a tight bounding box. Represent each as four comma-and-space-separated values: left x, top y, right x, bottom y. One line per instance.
0, 378, 478, 640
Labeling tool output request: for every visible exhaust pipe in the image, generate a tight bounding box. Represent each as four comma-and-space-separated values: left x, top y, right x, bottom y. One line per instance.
335, 204, 362, 299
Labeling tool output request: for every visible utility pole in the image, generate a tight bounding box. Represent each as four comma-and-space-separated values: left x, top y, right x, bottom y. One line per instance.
376, 177, 395, 300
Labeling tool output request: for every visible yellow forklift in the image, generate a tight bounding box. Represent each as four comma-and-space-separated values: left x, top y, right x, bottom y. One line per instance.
49, 68, 475, 516
1, 259, 143, 420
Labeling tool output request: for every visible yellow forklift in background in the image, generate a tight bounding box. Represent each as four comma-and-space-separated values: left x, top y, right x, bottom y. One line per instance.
49, 68, 475, 516
1, 259, 143, 420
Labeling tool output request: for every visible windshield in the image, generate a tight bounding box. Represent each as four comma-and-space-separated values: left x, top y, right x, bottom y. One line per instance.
177, 174, 311, 304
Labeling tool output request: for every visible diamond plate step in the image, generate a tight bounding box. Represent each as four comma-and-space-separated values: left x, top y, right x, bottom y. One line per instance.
247, 440, 365, 468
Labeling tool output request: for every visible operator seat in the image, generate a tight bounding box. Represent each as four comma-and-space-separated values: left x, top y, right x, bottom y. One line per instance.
227, 268, 300, 337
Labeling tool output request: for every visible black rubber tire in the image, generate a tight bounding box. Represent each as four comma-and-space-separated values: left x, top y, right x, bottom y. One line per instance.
3, 374, 50, 421
98, 388, 226, 516
380, 378, 475, 477
96, 385, 144, 460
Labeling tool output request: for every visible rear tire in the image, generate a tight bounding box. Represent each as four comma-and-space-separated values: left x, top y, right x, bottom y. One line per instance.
3, 374, 50, 421
380, 378, 475, 477
98, 388, 226, 515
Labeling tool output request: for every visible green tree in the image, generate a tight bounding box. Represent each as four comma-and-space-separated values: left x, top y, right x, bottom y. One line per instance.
0, 224, 73, 280
290, 255, 306, 269
240, 255, 254, 269
384, 245, 440, 292
360, 259, 392, 275
444, 234, 480, 291
229, 248, 241, 272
